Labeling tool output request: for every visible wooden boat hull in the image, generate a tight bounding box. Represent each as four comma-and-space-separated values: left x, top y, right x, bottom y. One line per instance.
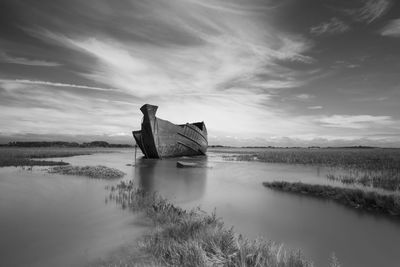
132, 104, 208, 158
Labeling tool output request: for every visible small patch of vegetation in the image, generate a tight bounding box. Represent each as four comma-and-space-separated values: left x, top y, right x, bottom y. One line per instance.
108, 181, 315, 267
263, 181, 400, 216
49, 165, 125, 179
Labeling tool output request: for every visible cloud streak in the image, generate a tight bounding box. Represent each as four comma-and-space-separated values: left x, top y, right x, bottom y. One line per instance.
347, 0, 392, 24
310, 18, 350, 35
0, 79, 115, 92
317, 115, 393, 129
381, 18, 400, 37
308, 106, 323, 110
0, 52, 61, 67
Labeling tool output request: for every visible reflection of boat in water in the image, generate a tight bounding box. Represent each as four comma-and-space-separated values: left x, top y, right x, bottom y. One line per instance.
133, 158, 207, 203
132, 104, 208, 159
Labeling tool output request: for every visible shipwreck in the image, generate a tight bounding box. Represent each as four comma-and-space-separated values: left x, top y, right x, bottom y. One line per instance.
132, 104, 208, 158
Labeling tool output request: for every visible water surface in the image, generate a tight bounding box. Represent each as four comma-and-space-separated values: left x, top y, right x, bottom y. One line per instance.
133, 151, 400, 267
0, 151, 146, 267
1, 149, 400, 267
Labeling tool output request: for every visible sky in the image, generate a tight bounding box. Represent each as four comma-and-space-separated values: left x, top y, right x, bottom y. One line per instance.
0, 0, 399, 147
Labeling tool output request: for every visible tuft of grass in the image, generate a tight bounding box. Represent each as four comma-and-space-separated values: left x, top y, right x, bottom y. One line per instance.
329, 253, 341, 267
49, 165, 125, 179
108, 181, 314, 267
263, 181, 400, 216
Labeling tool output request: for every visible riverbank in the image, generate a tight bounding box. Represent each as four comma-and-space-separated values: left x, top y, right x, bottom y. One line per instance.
0, 147, 124, 167
108, 181, 317, 267
263, 181, 400, 216
216, 147, 400, 192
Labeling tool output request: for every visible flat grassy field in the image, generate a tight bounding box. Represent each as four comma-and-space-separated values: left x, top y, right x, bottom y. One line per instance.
213, 147, 400, 191
0, 147, 125, 167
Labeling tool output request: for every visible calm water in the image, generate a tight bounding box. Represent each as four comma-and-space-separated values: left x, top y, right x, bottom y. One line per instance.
1, 149, 400, 267
0, 152, 147, 267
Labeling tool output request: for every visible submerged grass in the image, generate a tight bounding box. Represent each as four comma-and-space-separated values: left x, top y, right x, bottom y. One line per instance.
49, 165, 125, 179
108, 181, 316, 267
263, 181, 400, 216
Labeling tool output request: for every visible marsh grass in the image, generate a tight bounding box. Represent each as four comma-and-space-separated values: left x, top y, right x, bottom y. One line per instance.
220, 148, 400, 192
108, 181, 315, 267
49, 165, 125, 179
263, 181, 400, 216
0, 147, 122, 167
221, 148, 400, 169
326, 169, 400, 191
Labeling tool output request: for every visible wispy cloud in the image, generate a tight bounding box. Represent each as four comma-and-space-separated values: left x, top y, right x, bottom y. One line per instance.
186, 0, 280, 15
23, 1, 314, 98
347, 0, 392, 24
0, 52, 61, 67
308, 106, 323, 110
317, 115, 393, 129
0, 80, 140, 135
381, 18, 400, 37
0, 79, 115, 92
310, 18, 350, 35
295, 94, 315, 101
2, 0, 319, 141
1, 0, 398, 146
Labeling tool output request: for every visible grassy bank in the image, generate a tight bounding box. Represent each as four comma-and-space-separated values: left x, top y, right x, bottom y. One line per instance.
263, 181, 400, 216
326, 170, 400, 191
108, 181, 316, 267
49, 165, 125, 179
219, 148, 400, 192
0, 147, 122, 167
220, 148, 400, 170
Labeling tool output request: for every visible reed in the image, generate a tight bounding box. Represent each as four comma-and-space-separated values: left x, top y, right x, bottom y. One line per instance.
49, 165, 125, 179
326, 169, 400, 191
263, 181, 400, 216
108, 181, 316, 267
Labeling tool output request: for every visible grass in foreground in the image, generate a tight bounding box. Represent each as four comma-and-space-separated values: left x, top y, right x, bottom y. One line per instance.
263, 181, 400, 216
108, 181, 316, 267
49, 165, 125, 179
